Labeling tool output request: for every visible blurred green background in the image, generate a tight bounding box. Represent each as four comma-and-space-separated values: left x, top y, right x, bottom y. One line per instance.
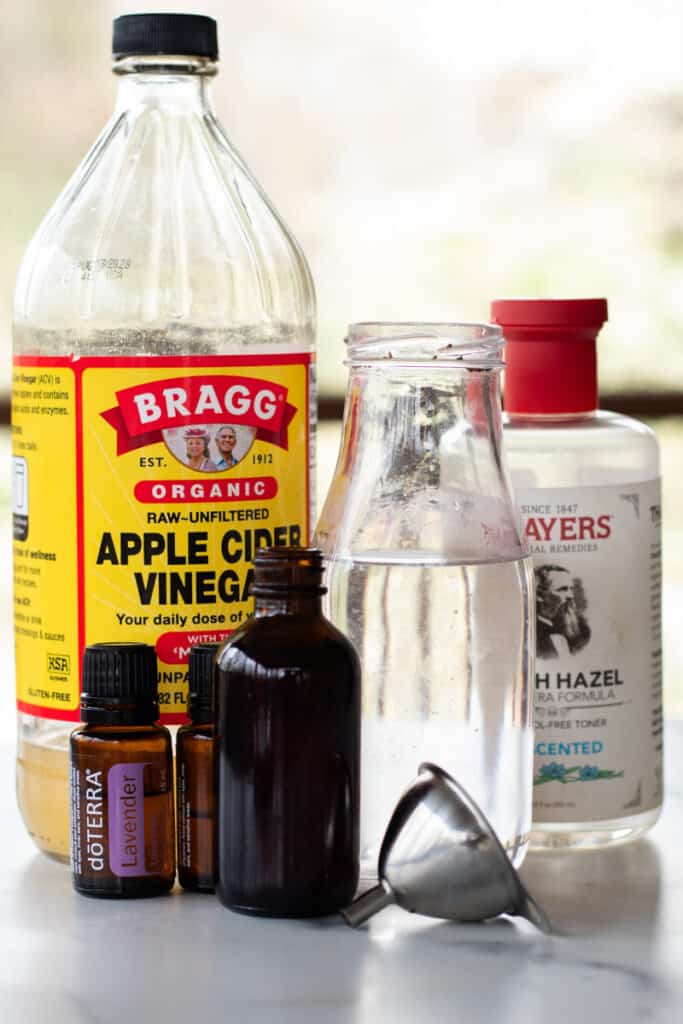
1, 0, 682, 727
3, 1, 683, 394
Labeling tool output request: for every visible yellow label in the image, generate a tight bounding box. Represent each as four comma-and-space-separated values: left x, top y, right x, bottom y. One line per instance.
13, 353, 312, 722
12, 361, 80, 716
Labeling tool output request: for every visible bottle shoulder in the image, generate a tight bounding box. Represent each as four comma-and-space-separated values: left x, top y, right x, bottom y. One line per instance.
203, 113, 316, 298
217, 614, 360, 674
71, 723, 172, 751
503, 410, 660, 488
504, 408, 657, 438
177, 723, 214, 742
14, 104, 315, 340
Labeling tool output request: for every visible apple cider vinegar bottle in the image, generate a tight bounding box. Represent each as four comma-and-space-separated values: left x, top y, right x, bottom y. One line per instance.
12, 14, 315, 860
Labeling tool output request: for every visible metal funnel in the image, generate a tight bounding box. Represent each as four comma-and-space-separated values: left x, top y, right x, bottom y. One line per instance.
343, 762, 550, 932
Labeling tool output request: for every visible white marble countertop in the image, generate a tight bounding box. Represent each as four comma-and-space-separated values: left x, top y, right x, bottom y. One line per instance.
0, 725, 682, 1024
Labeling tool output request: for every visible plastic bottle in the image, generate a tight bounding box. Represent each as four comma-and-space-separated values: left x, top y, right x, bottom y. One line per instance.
492, 299, 662, 848
12, 13, 315, 861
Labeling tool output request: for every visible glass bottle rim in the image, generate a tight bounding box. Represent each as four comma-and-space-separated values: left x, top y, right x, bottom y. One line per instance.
346, 322, 503, 367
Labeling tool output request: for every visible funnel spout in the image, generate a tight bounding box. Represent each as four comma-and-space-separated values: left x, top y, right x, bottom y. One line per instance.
341, 881, 395, 927
517, 889, 553, 934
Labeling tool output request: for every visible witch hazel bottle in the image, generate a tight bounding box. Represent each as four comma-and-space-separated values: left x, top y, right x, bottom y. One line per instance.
492, 299, 663, 849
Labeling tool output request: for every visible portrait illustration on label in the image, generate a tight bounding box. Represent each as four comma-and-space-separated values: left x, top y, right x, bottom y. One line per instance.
535, 564, 591, 660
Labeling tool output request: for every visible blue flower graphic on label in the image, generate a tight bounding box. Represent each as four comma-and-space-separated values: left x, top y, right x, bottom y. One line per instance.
534, 763, 624, 786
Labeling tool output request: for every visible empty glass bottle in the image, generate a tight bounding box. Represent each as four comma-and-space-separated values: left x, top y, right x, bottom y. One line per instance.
12, 13, 315, 861
316, 323, 534, 875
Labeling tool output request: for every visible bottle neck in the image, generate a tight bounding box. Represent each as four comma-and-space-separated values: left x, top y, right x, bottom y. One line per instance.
253, 593, 324, 618
80, 700, 158, 726
188, 702, 214, 726
113, 55, 216, 116
81, 722, 158, 733
336, 364, 506, 481
506, 409, 598, 424
315, 363, 529, 563
345, 364, 504, 437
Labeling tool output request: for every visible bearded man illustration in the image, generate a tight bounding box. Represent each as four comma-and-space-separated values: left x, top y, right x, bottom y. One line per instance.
535, 564, 591, 659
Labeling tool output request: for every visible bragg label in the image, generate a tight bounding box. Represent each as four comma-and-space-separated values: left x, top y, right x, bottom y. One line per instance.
12, 353, 312, 722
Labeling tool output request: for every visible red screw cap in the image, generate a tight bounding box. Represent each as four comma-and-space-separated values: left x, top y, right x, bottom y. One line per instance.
490, 298, 608, 416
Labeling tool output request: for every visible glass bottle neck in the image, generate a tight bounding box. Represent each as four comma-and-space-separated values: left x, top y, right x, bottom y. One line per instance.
113, 56, 216, 115
253, 594, 324, 618
343, 363, 505, 444
315, 361, 528, 564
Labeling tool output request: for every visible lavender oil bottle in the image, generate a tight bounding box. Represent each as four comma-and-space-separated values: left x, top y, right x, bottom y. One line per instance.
69, 643, 175, 898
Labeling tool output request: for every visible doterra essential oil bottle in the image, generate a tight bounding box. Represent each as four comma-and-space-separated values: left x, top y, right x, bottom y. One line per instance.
216, 548, 361, 917
70, 643, 175, 897
177, 642, 219, 892
13, 12, 315, 860
493, 298, 663, 848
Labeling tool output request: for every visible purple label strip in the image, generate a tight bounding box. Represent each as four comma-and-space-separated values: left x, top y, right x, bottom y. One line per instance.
108, 763, 148, 877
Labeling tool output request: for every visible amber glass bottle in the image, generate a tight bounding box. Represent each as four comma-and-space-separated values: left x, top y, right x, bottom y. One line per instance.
216, 548, 361, 917
69, 643, 175, 898
177, 642, 219, 892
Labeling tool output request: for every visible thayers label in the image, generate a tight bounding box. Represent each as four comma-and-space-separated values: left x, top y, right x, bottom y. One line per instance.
518, 481, 663, 823
13, 353, 312, 722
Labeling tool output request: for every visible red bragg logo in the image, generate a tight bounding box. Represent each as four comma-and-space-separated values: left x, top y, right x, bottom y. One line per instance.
525, 515, 613, 543
101, 375, 297, 454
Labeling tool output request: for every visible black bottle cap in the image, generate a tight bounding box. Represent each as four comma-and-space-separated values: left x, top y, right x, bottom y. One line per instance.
112, 14, 218, 61
188, 643, 219, 723
251, 547, 327, 596
80, 643, 159, 725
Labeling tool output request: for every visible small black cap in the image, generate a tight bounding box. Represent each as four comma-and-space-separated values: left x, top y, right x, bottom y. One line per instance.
188, 642, 219, 722
112, 14, 218, 61
252, 547, 327, 596
81, 643, 158, 724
